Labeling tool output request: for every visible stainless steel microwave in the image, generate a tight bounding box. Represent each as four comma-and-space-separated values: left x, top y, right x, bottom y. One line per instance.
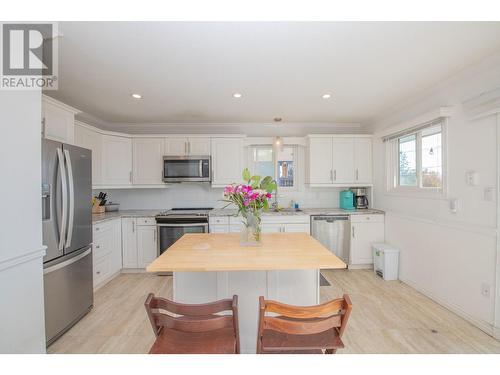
162, 156, 211, 183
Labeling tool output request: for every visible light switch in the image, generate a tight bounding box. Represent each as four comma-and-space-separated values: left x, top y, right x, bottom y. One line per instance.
449, 198, 459, 213
465, 170, 479, 186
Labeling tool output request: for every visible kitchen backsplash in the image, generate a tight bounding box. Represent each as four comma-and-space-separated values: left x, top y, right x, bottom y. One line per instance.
94, 184, 345, 210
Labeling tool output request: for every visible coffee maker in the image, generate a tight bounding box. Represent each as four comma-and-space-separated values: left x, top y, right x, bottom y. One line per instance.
351, 188, 369, 209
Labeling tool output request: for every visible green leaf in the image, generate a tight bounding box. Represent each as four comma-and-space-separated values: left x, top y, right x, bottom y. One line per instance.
251, 175, 261, 183
242, 168, 251, 182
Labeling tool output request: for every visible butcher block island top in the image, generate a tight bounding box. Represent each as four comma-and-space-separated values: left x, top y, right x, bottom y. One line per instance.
146, 232, 347, 272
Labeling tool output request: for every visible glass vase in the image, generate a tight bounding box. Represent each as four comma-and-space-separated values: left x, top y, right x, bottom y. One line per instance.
240, 212, 262, 246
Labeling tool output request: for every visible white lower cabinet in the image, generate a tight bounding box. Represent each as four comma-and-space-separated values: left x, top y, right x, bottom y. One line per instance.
122, 217, 157, 269
137, 224, 158, 268
92, 218, 122, 288
349, 214, 385, 266
209, 215, 310, 234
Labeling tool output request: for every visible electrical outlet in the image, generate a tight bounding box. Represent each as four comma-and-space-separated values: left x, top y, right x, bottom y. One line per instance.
481, 283, 491, 298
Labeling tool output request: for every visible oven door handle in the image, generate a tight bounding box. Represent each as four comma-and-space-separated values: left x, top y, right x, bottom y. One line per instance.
156, 223, 209, 228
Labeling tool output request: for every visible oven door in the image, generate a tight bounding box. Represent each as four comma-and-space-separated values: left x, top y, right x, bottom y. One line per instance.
157, 223, 209, 256
163, 157, 211, 183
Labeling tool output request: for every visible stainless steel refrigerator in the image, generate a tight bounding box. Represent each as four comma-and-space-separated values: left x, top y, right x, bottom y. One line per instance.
42, 139, 93, 346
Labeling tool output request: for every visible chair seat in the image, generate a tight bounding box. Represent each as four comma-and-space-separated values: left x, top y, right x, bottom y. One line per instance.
149, 327, 237, 354
261, 328, 344, 353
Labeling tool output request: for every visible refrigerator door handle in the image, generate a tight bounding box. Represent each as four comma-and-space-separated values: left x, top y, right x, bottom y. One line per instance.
57, 148, 68, 251
43, 248, 91, 275
64, 149, 75, 248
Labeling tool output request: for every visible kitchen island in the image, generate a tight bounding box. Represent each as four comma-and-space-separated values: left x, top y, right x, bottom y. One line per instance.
147, 232, 346, 353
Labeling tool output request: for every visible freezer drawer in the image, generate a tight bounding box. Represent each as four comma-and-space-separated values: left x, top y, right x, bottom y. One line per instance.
44, 246, 93, 346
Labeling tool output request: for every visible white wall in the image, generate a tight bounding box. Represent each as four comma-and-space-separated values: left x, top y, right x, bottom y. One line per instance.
371, 52, 500, 336
0, 90, 46, 353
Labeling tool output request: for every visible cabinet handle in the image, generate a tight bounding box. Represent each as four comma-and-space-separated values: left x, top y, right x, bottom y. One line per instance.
95, 227, 100, 231
188, 141, 191, 154
356, 169, 359, 181
96, 245, 100, 249
185, 142, 188, 155
334, 170, 337, 181
96, 271, 101, 275
154, 229, 157, 243
352, 226, 355, 238
132, 221, 135, 233
330, 170, 333, 181
129, 171, 133, 183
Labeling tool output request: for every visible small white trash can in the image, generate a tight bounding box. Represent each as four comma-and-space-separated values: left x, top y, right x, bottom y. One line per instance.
372, 243, 399, 281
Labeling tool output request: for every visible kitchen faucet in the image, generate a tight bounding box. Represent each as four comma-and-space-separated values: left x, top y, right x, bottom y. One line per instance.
271, 180, 278, 210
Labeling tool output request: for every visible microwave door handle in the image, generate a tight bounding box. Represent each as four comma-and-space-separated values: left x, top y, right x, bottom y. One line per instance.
64, 149, 74, 248
56, 148, 68, 251
199, 160, 203, 177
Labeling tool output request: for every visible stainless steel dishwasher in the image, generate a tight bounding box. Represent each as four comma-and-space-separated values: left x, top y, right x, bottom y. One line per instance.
310, 215, 350, 263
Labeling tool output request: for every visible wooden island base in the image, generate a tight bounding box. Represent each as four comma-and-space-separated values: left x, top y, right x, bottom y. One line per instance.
173, 269, 319, 354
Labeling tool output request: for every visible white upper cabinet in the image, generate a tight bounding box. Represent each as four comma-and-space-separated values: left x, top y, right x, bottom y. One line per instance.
74, 122, 103, 186
211, 137, 244, 186
165, 137, 211, 156
101, 135, 133, 186
42, 96, 80, 144
354, 138, 372, 184
332, 138, 355, 183
307, 135, 372, 186
188, 137, 211, 155
132, 138, 164, 185
307, 137, 333, 184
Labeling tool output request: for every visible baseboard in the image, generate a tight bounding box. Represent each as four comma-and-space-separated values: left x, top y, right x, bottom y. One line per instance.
400, 276, 495, 337
120, 268, 146, 274
93, 270, 122, 291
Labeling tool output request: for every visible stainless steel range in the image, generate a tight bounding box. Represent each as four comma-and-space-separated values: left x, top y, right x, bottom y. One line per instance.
155, 208, 213, 258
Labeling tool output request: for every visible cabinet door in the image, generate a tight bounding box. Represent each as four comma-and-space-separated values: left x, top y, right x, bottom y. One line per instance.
332, 138, 355, 183
122, 218, 138, 268
308, 138, 333, 184
211, 138, 244, 186
354, 138, 372, 184
133, 138, 164, 184
102, 135, 132, 185
42, 101, 75, 144
350, 222, 384, 265
188, 138, 211, 155
110, 219, 123, 275
137, 226, 158, 268
165, 137, 188, 155
262, 224, 283, 233
284, 223, 310, 234
74, 124, 102, 185
209, 225, 229, 233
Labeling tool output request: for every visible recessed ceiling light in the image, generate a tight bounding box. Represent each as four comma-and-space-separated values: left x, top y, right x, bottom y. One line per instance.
322, 93, 332, 99
233, 93, 242, 98
131, 93, 142, 99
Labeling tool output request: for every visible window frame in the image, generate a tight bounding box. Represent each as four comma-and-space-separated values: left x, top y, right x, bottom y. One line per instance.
248, 144, 299, 191
386, 119, 448, 199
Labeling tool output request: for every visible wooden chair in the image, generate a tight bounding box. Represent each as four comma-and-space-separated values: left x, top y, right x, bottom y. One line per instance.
145, 293, 240, 354
256, 294, 352, 354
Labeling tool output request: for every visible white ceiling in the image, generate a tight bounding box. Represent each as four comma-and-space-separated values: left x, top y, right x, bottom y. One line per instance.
47, 22, 500, 131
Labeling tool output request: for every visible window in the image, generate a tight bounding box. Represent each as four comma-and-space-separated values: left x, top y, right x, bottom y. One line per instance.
387, 120, 446, 196
249, 145, 297, 189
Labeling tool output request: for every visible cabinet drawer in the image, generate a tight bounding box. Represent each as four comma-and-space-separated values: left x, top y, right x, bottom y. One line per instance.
136, 217, 156, 226
350, 214, 384, 223
210, 216, 229, 225
93, 255, 110, 286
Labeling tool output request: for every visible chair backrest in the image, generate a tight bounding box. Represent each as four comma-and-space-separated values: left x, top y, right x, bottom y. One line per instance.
144, 294, 239, 344
257, 294, 352, 347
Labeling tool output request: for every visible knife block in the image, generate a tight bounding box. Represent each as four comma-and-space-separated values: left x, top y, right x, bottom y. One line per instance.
92, 205, 105, 214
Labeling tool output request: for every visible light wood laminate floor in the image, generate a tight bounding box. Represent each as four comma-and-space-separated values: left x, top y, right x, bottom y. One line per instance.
48, 269, 500, 354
